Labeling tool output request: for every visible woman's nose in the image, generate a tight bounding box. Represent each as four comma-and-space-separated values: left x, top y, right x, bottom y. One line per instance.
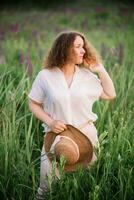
81, 48, 85, 54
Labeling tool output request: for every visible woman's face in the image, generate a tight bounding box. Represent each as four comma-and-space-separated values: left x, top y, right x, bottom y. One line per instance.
70, 35, 85, 64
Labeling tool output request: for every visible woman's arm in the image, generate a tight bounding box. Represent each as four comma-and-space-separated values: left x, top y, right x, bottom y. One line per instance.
28, 99, 53, 126
89, 63, 116, 100
28, 99, 67, 133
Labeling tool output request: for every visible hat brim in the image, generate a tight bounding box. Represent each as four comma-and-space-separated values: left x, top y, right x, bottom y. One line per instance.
44, 124, 93, 172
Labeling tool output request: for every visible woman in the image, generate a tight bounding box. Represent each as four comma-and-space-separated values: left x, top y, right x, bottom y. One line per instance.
28, 31, 116, 198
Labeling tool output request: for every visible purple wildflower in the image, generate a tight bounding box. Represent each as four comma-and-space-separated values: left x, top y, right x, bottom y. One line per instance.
118, 43, 124, 65
19, 50, 25, 65
100, 43, 109, 59
25, 55, 33, 77
10, 23, 19, 34
0, 28, 5, 40
95, 6, 106, 14
32, 29, 39, 38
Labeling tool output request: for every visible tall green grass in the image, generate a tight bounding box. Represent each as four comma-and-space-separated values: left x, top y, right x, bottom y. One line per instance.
0, 70, 41, 199
0, 2, 134, 199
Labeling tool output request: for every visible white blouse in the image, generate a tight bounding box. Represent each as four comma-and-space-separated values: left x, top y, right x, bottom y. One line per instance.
28, 65, 103, 133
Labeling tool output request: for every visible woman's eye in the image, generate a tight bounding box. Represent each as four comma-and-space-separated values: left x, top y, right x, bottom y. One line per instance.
76, 45, 84, 48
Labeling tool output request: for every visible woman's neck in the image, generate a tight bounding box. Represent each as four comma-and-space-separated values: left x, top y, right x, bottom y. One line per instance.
61, 63, 76, 76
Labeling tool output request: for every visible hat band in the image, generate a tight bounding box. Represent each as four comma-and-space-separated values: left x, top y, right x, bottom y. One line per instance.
60, 136, 80, 159
49, 135, 80, 160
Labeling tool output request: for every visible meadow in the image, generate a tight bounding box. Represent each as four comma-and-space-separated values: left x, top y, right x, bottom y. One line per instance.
0, 1, 134, 199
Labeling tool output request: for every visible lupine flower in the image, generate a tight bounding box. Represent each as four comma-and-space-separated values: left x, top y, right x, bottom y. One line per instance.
19, 50, 25, 65
10, 23, 19, 34
100, 43, 109, 59
0, 28, 5, 40
95, 6, 106, 14
25, 55, 33, 77
0, 48, 6, 64
0, 54, 6, 65
32, 29, 39, 38
81, 18, 89, 30
118, 43, 124, 65
31, 29, 40, 48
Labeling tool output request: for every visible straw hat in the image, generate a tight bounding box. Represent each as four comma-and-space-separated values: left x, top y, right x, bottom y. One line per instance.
44, 124, 93, 172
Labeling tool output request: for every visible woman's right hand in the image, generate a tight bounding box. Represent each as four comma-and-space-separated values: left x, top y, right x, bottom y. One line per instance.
49, 120, 67, 134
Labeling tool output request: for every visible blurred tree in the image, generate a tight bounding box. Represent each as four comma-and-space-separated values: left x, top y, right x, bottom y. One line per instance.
0, 0, 134, 8
0, 0, 68, 8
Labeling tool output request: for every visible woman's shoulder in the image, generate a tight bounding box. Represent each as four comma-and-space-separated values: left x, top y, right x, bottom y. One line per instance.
79, 66, 101, 83
35, 67, 58, 83
79, 66, 97, 77
37, 67, 54, 76
32, 68, 48, 83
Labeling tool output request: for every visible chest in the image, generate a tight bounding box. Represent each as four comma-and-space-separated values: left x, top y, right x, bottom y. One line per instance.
44, 74, 101, 104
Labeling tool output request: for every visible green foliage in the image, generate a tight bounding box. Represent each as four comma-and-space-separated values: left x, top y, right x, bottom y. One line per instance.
0, 2, 134, 199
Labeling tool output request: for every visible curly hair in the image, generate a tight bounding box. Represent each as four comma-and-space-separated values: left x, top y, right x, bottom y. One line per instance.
43, 31, 102, 69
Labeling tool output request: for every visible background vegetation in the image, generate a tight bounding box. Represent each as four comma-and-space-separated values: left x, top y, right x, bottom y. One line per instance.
0, 0, 134, 199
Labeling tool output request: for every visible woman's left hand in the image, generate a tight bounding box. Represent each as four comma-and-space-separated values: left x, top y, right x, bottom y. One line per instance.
89, 63, 106, 74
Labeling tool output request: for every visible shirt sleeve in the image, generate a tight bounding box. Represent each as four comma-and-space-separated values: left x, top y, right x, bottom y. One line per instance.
88, 71, 103, 98
93, 74, 103, 98
28, 71, 46, 103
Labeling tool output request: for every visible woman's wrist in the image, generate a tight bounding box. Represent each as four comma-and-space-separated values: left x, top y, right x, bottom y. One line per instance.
44, 115, 54, 127
97, 65, 107, 75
